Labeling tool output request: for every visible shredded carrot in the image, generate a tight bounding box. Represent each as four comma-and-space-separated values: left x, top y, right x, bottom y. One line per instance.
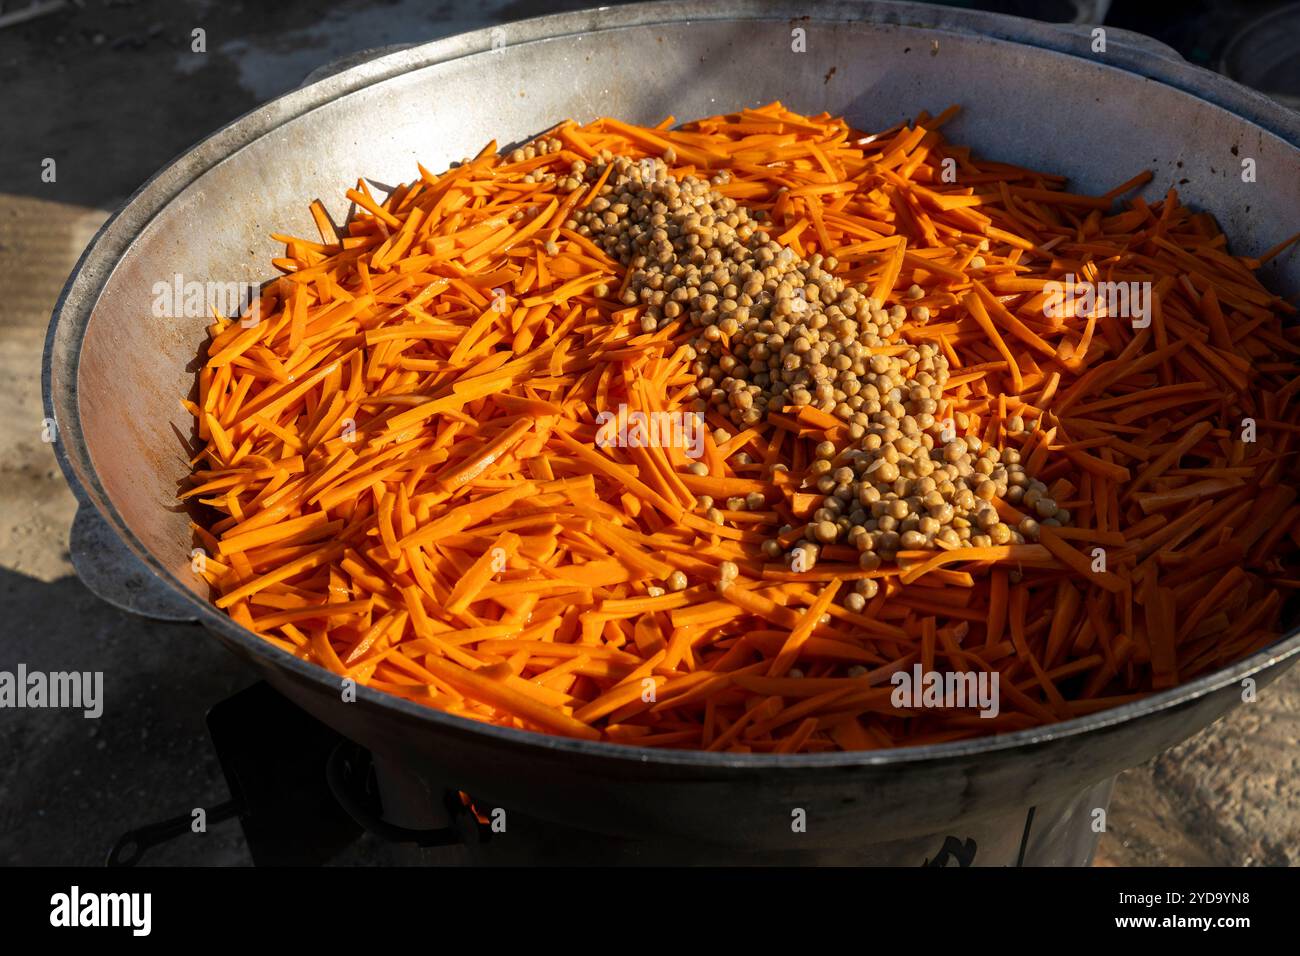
185, 103, 1299, 754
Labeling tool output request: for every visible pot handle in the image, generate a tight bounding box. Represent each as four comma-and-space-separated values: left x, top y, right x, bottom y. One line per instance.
299, 43, 414, 88
70, 504, 197, 622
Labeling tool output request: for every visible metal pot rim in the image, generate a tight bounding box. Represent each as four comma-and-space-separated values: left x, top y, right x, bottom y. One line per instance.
43, 0, 1300, 770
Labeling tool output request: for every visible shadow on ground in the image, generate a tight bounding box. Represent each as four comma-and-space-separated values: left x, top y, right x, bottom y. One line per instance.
0, 566, 434, 866
0, 565, 250, 864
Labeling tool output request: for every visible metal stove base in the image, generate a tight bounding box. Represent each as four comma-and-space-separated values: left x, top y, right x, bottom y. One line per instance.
141, 683, 1106, 866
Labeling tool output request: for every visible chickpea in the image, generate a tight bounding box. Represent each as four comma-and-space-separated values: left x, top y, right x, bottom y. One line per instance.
571, 153, 1068, 568
900, 530, 928, 550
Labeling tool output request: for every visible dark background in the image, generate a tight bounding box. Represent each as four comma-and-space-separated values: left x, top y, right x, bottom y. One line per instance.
1, 0, 1292, 208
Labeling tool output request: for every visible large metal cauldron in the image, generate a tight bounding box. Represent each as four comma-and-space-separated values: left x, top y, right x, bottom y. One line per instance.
43, 1, 1300, 864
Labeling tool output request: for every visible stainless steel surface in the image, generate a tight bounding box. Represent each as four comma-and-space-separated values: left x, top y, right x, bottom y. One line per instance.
70, 504, 195, 621
43, 0, 1300, 851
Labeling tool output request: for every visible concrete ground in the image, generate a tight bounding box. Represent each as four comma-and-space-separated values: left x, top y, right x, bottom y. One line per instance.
0, 0, 1296, 866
